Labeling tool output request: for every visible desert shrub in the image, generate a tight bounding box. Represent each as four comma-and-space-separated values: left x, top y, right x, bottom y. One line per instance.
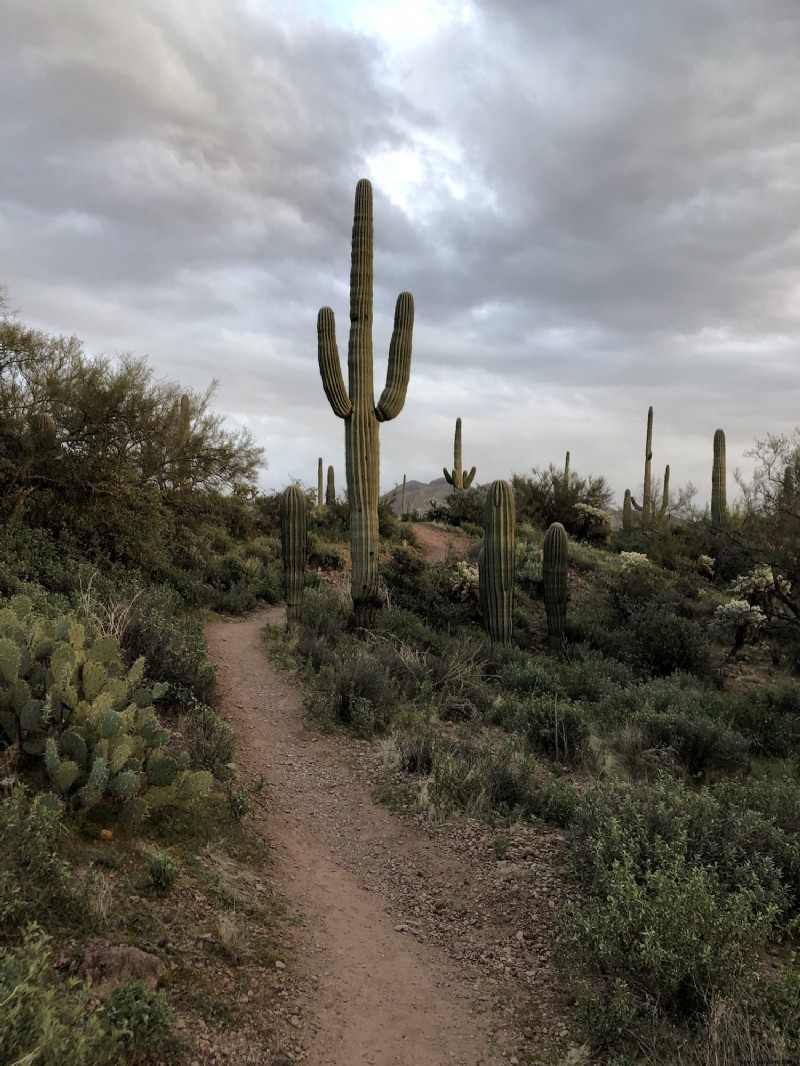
635, 709, 750, 778
429, 738, 535, 819
392, 716, 437, 774
122, 582, 217, 698
297, 586, 348, 645
495, 655, 564, 699
561, 841, 780, 1057
724, 682, 800, 758
147, 851, 180, 894
0, 789, 77, 927
424, 486, 487, 528
516, 695, 590, 765
307, 534, 345, 572
101, 976, 173, 1058
372, 607, 447, 656
572, 776, 799, 927
1, 924, 106, 1065
307, 645, 400, 735
628, 603, 710, 677
557, 644, 636, 703
178, 693, 235, 778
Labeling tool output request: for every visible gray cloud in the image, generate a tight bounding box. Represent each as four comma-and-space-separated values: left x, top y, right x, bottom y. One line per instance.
2, 0, 799, 505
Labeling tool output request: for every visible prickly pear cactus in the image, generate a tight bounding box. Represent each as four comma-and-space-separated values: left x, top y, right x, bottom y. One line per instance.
0, 602, 211, 820
543, 522, 569, 650
318, 179, 414, 628
479, 480, 515, 645
281, 485, 307, 628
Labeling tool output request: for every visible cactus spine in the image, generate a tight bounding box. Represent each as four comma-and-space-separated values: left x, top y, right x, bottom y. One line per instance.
478, 480, 515, 646
318, 179, 414, 627
543, 521, 569, 650
711, 429, 727, 529
443, 417, 476, 491
317, 457, 324, 510
326, 465, 336, 506
280, 485, 307, 628
622, 489, 633, 533
641, 406, 654, 531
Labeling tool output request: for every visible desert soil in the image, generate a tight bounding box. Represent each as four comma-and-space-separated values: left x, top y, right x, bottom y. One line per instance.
202, 525, 579, 1066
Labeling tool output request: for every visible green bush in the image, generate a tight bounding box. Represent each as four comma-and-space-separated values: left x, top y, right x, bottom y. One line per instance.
636, 709, 750, 779
147, 851, 180, 894
429, 738, 535, 819
516, 695, 590, 765
307, 645, 400, 735
0, 789, 77, 927
629, 603, 710, 677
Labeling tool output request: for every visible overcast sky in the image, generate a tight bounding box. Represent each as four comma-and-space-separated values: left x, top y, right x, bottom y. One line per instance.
2, 0, 799, 506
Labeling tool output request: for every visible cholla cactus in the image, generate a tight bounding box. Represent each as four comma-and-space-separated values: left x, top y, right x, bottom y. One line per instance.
450, 560, 479, 602
573, 503, 612, 543
712, 600, 767, 654
730, 565, 790, 617
697, 555, 715, 578
620, 551, 652, 572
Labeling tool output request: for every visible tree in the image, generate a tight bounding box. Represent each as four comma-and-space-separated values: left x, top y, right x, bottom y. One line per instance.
511, 464, 613, 540
0, 308, 265, 564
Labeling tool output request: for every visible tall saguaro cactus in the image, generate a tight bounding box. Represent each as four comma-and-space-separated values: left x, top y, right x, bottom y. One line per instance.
280, 485, 307, 628
443, 417, 476, 492
641, 406, 654, 531
317, 457, 324, 510
543, 521, 569, 650
478, 480, 515, 646
318, 179, 414, 627
622, 489, 633, 533
712, 429, 727, 530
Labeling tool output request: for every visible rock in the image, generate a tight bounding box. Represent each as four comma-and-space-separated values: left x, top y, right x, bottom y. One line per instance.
76, 943, 162, 994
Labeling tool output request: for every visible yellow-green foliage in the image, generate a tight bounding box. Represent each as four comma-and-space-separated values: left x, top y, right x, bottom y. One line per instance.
0, 599, 211, 821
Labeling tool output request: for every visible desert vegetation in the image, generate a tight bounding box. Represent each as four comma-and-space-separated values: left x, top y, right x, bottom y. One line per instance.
4, 179, 800, 1065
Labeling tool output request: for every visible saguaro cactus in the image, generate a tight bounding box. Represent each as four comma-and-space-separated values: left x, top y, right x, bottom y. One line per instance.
478, 480, 515, 645
280, 485, 307, 628
711, 429, 727, 530
443, 417, 476, 492
326, 465, 336, 507
543, 521, 569, 650
622, 489, 633, 533
318, 179, 414, 627
317, 458, 324, 510
641, 407, 654, 531
401, 474, 407, 517
657, 464, 670, 526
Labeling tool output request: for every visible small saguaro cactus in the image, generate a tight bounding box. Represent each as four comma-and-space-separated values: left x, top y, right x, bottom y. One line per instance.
443, 417, 476, 492
712, 429, 727, 530
280, 485, 307, 628
478, 480, 515, 645
317, 179, 414, 627
657, 464, 670, 525
326, 464, 336, 506
641, 407, 654, 531
622, 489, 633, 533
543, 521, 569, 650
317, 457, 324, 510
401, 473, 407, 517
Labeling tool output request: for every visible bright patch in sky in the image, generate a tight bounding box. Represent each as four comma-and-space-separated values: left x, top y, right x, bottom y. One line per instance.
366, 135, 468, 214
291, 0, 474, 47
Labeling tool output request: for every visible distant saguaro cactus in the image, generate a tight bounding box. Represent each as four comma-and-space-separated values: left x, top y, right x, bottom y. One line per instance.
478, 480, 515, 645
326, 465, 336, 506
443, 417, 476, 492
280, 485, 307, 628
318, 179, 414, 627
401, 474, 407, 517
622, 489, 633, 533
641, 407, 654, 531
317, 457, 324, 510
543, 521, 569, 650
712, 429, 727, 530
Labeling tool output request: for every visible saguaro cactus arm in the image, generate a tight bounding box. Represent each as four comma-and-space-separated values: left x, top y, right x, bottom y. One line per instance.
318, 309, 352, 419
375, 293, 415, 422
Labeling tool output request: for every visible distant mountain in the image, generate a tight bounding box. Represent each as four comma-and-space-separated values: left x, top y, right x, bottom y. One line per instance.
381, 476, 454, 515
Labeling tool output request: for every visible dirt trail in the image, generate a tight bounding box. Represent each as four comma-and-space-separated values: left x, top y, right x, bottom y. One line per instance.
407, 523, 471, 564
207, 608, 505, 1066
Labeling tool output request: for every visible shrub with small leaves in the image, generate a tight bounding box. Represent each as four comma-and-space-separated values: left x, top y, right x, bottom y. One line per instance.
147, 851, 179, 894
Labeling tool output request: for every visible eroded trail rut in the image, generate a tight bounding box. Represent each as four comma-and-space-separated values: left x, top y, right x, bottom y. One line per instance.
206, 602, 575, 1065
